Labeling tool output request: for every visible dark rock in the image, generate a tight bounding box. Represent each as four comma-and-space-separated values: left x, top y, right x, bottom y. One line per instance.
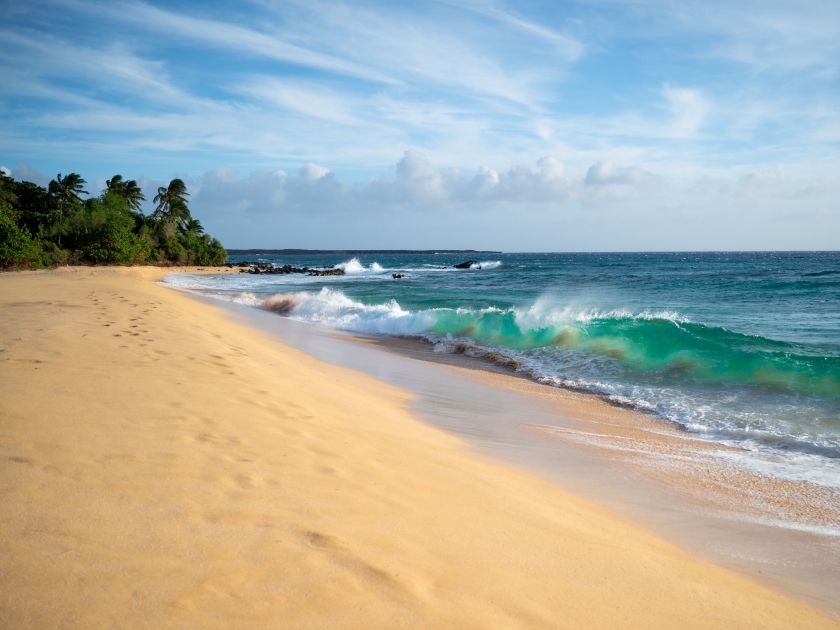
392, 273, 404, 279
234, 262, 345, 276
453, 260, 478, 269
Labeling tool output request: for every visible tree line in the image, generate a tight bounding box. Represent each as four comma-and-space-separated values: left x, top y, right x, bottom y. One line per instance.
0, 172, 226, 269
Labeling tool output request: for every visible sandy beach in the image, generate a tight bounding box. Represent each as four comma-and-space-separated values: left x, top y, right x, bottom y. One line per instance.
1, 267, 838, 628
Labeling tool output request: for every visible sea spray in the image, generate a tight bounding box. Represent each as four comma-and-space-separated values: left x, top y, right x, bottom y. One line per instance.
333, 257, 385, 275
260, 287, 435, 335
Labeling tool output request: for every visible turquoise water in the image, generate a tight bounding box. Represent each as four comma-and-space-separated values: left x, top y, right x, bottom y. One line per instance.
166, 252, 840, 487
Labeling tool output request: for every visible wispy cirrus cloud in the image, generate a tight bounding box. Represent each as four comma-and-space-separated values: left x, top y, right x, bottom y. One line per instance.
68, 0, 399, 84
2, 0, 839, 249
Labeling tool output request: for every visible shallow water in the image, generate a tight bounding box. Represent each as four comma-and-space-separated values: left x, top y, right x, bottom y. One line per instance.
165, 251, 840, 488
199, 295, 840, 617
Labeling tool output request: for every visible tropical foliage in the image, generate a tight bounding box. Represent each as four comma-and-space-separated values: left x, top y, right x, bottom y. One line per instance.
106, 175, 146, 212
0, 172, 226, 269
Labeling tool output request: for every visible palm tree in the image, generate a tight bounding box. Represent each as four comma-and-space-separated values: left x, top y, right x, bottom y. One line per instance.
180, 218, 204, 235
106, 174, 124, 192
121, 180, 146, 213
48, 173, 87, 246
153, 178, 190, 226
106, 174, 146, 212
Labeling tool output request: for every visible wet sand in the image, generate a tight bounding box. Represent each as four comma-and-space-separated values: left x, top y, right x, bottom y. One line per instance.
1, 266, 838, 628
374, 335, 840, 532
215, 301, 840, 616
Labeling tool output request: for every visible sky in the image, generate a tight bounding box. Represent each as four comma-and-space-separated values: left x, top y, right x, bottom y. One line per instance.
1, 0, 838, 251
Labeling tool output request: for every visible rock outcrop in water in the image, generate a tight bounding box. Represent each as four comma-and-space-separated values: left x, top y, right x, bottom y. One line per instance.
310, 268, 345, 276
453, 260, 478, 269
237, 262, 345, 276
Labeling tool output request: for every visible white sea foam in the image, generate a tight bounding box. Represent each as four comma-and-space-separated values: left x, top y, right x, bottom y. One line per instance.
472, 260, 502, 269
261, 288, 435, 335
512, 297, 688, 332
334, 258, 386, 275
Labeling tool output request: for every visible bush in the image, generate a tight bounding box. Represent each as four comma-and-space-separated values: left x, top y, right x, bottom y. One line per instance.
0, 201, 45, 269
179, 233, 227, 266
83, 223, 151, 264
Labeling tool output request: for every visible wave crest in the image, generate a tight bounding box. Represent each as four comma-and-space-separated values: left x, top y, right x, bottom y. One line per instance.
334, 257, 385, 275
265, 289, 840, 399
472, 260, 502, 269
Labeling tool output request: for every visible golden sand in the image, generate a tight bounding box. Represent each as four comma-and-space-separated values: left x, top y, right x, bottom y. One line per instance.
1, 266, 837, 628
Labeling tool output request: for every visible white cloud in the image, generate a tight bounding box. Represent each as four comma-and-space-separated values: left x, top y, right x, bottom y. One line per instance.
582, 159, 660, 204
184, 153, 839, 251
701, 1, 840, 71
585, 159, 657, 187
0, 166, 11, 177
455, 2, 584, 61
363, 150, 576, 205
83, 0, 397, 84
602, 0, 840, 72
255, 0, 562, 107
191, 149, 660, 220
195, 164, 346, 214
298, 163, 331, 180
662, 85, 709, 138
235, 78, 364, 126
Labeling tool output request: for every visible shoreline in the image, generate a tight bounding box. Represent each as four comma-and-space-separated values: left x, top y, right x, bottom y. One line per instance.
369, 333, 840, 532
206, 291, 840, 615
1, 266, 838, 627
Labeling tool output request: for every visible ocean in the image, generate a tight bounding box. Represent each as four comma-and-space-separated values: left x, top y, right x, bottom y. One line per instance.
165, 251, 840, 489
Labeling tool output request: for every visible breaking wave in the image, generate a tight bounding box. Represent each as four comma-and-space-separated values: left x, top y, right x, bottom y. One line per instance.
256, 288, 840, 401
334, 258, 385, 274
252, 287, 840, 482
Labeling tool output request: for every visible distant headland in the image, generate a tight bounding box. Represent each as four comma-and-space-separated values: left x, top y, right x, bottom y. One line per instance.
226, 249, 503, 255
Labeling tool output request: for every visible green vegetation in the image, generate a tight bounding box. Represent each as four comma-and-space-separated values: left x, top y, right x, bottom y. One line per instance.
0, 172, 226, 270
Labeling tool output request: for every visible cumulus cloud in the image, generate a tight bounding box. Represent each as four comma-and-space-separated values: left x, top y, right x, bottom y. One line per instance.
0, 166, 11, 177
584, 159, 658, 201
195, 165, 345, 214
298, 162, 331, 180
191, 149, 659, 219
364, 150, 576, 205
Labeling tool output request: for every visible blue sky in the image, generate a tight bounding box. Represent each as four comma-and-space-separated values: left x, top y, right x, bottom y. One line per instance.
2, 0, 838, 250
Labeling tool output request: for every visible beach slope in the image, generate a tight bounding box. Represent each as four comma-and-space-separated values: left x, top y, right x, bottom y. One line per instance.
0, 267, 836, 629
